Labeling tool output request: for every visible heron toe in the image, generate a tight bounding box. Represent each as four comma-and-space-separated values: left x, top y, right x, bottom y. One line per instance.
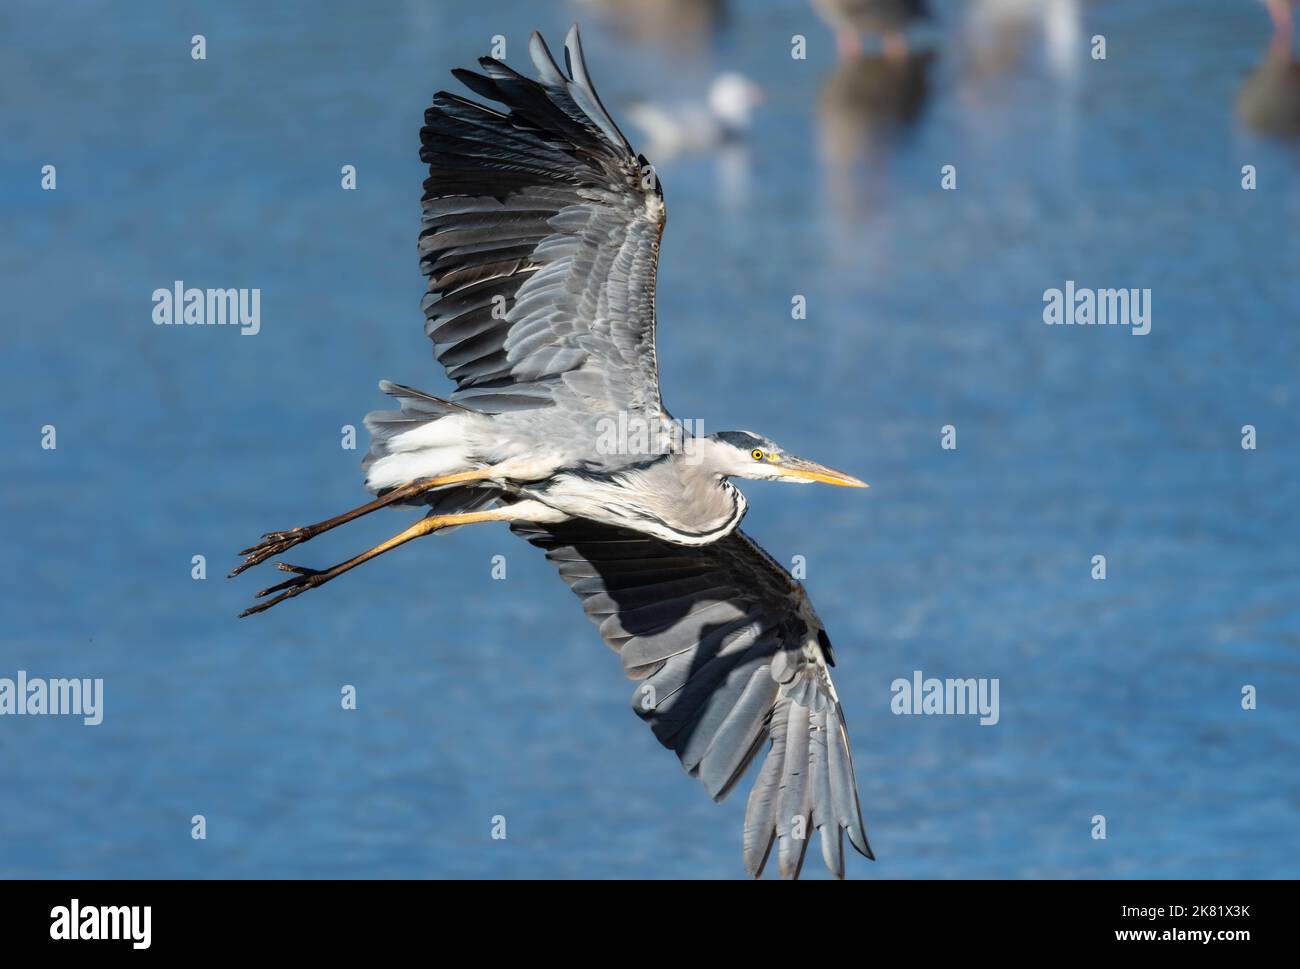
237, 563, 328, 617
230, 528, 315, 577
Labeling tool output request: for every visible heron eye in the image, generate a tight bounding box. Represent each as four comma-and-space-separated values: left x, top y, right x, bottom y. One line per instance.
751, 448, 764, 461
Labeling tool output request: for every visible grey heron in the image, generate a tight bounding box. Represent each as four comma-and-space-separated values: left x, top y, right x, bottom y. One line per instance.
233, 26, 873, 879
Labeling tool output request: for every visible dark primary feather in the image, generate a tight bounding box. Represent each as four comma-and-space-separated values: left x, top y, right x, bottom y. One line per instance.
419, 26, 666, 416
512, 519, 873, 879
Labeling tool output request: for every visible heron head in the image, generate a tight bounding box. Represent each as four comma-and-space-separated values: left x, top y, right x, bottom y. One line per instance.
703, 431, 868, 488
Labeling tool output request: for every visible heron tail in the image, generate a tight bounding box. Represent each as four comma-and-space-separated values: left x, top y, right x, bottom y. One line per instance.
362, 380, 483, 494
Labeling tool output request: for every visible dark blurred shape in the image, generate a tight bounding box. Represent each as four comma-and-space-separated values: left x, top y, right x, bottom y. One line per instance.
1237, 0, 1300, 135
816, 50, 936, 219
578, 0, 726, 55
818, 50, 935, 163
963, 0, 1037, 81
811, 0, 929, 60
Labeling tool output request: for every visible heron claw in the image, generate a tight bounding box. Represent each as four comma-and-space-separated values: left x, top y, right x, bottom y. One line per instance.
256, 564, 323, 597
238, 563, 326, 617
229, 527, 315, 577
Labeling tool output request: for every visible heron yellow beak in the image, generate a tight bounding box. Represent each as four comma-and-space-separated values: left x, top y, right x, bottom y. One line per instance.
773, 456, 868, 488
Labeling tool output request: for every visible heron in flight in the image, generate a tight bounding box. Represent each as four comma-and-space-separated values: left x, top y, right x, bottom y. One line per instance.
233, 26, 873, 879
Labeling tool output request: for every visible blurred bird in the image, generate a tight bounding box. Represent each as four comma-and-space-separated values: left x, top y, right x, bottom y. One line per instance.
626, 73, 765, 158
964, 0, 1080, 82
1239, 0, 1300, 134
818, 51, 935, 168
232, 26, 873, 880
812, 0, 930, 60
1264, 0, 1295, 40
576, 0, 726, 52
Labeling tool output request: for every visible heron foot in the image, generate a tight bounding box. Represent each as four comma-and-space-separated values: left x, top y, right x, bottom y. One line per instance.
230, 470, 505, 579
235, 501, 554, 619
238, 563, 330, 617
230, 528, 317, 577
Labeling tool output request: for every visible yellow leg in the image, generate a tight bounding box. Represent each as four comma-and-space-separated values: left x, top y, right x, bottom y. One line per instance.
230, 467, 504, 577
238, 506, 518, 617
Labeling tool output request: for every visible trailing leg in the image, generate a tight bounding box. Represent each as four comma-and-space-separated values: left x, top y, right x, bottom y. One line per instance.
230, 468, 501, 577
237, 500, 563, 617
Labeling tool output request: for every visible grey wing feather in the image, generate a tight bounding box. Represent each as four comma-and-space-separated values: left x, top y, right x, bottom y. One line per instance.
513, 519, 874, 879
777, 699, 812, 878
743, 702, 786, 875
419, 27, 665, 417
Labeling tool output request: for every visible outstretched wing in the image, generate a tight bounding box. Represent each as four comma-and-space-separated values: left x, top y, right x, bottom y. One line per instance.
419, 26, 665, 416
512, 519, 873, 879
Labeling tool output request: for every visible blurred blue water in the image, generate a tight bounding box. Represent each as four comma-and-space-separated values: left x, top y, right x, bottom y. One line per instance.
1, 0, 1297, 879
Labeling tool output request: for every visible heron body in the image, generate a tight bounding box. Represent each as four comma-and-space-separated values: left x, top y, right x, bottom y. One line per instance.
362, 385, 750, 544
234, 26, 873, 879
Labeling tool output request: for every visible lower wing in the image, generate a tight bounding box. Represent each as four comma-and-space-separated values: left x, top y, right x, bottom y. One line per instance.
512, 519, 873, 878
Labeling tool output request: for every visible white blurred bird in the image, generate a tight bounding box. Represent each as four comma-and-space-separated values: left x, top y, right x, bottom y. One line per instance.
965, 0, 1081, 81
626, 73, 765, 158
